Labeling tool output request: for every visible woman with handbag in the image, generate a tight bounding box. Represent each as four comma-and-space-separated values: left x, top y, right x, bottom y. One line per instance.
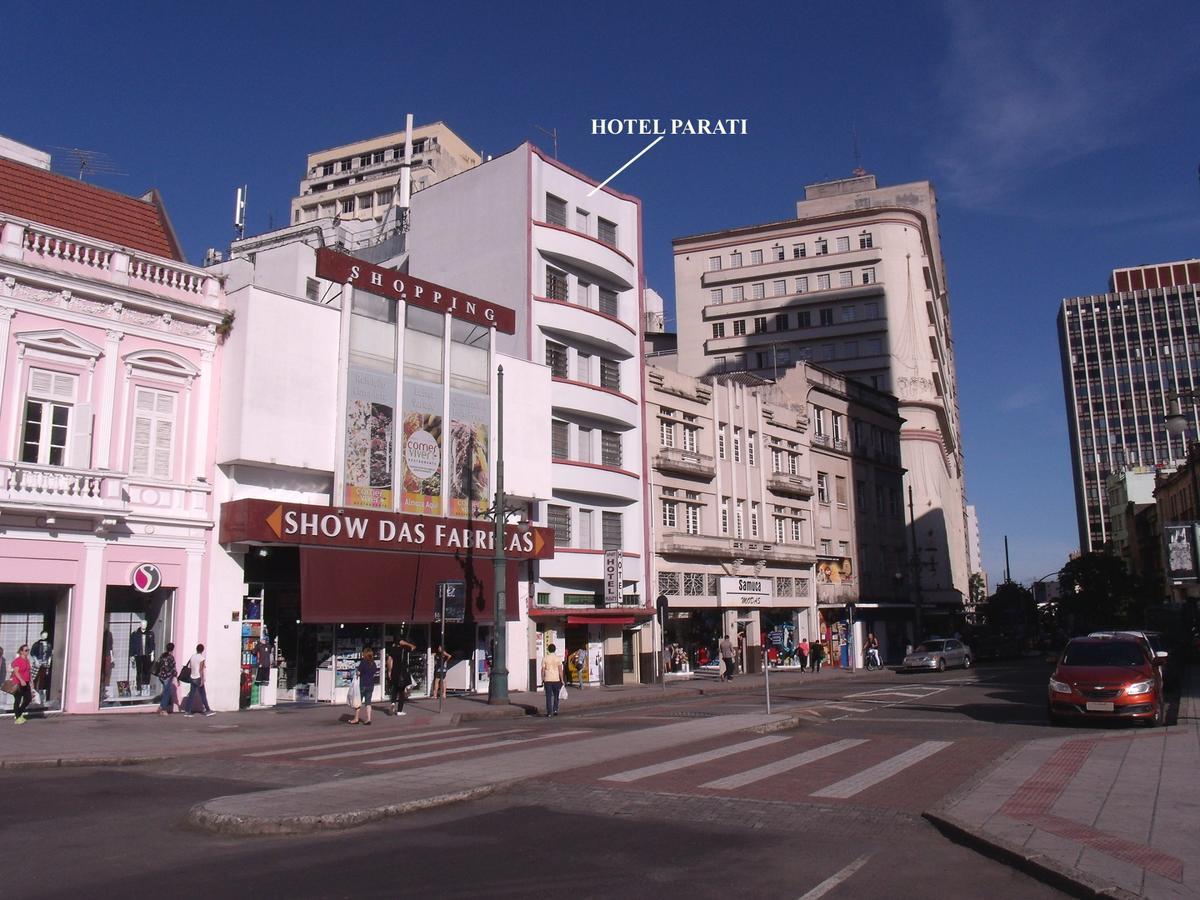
10, 644, 33, 724
156, 642, 178, 716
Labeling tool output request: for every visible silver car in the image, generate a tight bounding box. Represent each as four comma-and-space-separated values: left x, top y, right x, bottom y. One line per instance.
902, 638, 973, 672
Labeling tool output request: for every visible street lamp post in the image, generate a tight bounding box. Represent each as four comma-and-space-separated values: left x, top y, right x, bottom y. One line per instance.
488, 365, 510, 705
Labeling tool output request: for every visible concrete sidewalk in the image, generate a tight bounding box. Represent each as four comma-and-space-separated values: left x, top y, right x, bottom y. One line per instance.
0, 666, 830, 768
926, 671, 1200, 899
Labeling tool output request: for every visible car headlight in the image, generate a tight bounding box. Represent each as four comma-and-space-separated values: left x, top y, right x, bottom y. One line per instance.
1049, 678, 1072, 694
1125, 680, 1154, 696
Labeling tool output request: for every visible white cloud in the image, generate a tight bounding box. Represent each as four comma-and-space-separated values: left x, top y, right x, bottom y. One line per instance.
998, 385, 1042, 412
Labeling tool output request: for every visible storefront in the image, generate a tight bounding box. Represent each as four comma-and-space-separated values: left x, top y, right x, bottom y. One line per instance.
530, 610, 653, 687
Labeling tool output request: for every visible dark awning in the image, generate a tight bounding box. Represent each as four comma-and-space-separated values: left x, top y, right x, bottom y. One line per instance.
567, 615, 637, 625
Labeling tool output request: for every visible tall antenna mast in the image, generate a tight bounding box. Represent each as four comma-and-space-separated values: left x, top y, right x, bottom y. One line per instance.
535, 125, 559, 159
233, 186, 247, 240
851, 126, 866, 177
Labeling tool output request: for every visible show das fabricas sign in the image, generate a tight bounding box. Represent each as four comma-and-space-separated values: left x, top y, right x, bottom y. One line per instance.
316, 248, 517, 334
219, 499, 554, 560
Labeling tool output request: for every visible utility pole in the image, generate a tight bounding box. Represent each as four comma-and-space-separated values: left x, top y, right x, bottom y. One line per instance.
908, 485, 924, 641
488, 366, 509, 704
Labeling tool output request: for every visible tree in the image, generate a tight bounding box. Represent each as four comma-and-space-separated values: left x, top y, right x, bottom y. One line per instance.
969, 572, 987, 607
1056, 551, 1146, 632
983, 581, 1036, 633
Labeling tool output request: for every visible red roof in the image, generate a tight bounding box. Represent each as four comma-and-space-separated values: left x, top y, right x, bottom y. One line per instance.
0, 156, 184, 261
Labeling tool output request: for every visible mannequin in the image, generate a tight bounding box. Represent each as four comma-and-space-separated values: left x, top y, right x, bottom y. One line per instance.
129, 620, 156, 693
100, 629, 113, 700
31, 631, 52, 703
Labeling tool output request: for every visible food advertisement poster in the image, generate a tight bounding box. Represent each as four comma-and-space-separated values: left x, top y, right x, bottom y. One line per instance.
449, 388, 489, 518
401, 378, 443, 515
344, 367, 395, 510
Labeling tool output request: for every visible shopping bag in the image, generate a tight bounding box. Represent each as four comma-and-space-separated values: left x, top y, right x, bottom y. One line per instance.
560, 684, 568, 701
347, 675, 361, 709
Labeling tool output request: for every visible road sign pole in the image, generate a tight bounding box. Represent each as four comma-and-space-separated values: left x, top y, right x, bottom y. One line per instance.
439, 585, 446, 714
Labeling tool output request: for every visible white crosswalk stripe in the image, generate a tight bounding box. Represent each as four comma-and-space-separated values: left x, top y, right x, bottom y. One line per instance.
700, 738, 867, 790
601, 736, 788, 784
363, 731, 590, 766
243, 727, 473, 758
810, 740, 953, 798
303, 728, 526, 762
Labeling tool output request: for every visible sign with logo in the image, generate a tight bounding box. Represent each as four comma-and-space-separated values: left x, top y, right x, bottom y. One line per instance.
130, 563, 162, 593
604, 550, 623, 606
434, 581, 466, 623
719, 576, 774, 608
1164, 523, 1199, 582
316, 248, 516, 334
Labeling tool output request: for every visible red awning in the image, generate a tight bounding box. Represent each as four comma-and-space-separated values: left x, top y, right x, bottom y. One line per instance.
567, 615, 636, 625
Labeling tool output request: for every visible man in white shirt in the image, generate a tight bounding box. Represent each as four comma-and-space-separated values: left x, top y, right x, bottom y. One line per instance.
183, 643, 214, 716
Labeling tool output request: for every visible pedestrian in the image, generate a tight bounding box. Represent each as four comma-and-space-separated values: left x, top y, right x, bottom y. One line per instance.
9, 644, 33, 724
349, 647, 377, 725
183, 643, 213, 716
386, 636, 416, 716
719, 634, 736, 681
155, 642, 178, 716
798, 637, 811, 672
573, 647, 588, 688
810, 639, 824, 673
430, 644, 452, 701
542, 643, 563, 717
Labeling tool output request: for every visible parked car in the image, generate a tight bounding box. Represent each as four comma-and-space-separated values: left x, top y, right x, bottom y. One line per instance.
1048, 636, 1165, 726
902, 638, 972, 672
1087, 630, 1178, 690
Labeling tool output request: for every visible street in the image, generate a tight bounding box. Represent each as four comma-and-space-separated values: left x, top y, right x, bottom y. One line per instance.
0, 659, 1082, 899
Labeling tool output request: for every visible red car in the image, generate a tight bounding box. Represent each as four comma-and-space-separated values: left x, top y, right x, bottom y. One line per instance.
1048, 636, 1165, 726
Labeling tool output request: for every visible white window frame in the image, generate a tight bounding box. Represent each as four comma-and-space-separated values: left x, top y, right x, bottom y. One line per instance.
129, 385, 178, 481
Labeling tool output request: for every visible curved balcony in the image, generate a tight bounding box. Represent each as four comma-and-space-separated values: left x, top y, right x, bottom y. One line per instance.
653, 448, 715, 480
659, 532, 815, 565
533, 222, 636, 291
552, 460, 640, 501
551, 378, 639, 429
766, 472, 813, 498
536, 296, 635, 359
538, 549, 641, 582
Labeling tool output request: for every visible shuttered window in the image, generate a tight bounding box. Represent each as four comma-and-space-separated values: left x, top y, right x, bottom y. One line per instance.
601, 511, 622, 550
546, 194, 567, 227
551, 419, 569, 460
546, 267, 569, 301
599, 287, 619, 317
131, 387, 176, 480
545, 341, 568, 378
597, 218, 617, 248
547, 504, 571, 545
600, 358, 620, 391
601, 431, 622, 467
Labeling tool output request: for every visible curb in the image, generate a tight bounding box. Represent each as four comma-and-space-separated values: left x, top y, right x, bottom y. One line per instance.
0, 754, 171, 770
922, 810, 1140, 900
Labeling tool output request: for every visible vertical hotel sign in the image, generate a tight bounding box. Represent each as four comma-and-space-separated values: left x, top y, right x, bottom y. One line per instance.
315, 248, 516, 515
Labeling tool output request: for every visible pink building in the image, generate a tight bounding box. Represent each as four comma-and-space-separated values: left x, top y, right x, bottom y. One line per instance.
0, 142, 226, 714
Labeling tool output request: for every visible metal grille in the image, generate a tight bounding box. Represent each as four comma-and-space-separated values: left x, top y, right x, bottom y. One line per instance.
546, 267, 569, 301
547, 504, 571, 545
658, 572, 680, 595
545, 341, 568, 378
602, 511, 622, 550
683, 573, 705, 596
599, 287, 619, 317
546, 194, 567, 227
551, 420, 569, 460
598, 218, 617, 247
600, 358, 621, 391
601, 431, 622, 467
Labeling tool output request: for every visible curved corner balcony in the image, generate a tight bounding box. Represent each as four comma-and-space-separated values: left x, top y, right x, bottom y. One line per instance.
538, 548, 642, 582
552, 460, 641, 502
551, 378, 640, 429
533, 222, 636, 291
536, 296, 636, 359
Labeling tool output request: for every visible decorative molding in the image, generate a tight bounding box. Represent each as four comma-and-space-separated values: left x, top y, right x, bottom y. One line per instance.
895, 376, 935, 401
14, 327, 104, 360
0, 306, 14, 321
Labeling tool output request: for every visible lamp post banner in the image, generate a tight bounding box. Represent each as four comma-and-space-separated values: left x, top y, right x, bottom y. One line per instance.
1164, 523, 1198, 581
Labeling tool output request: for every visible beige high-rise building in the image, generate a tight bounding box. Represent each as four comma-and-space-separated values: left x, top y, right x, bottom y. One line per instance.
673, 173, 969, 613
290, 122, 480, 226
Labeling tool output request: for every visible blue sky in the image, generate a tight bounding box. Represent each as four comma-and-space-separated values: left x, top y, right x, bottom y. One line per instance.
6, 1, 1199, 585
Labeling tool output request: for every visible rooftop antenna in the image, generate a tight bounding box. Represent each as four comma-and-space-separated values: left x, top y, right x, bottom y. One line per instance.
397, 112, 414, 233
535, 125, 559, 159
234, 185, 247, 240
851, 126, 866, 177
50, 147, 126, 182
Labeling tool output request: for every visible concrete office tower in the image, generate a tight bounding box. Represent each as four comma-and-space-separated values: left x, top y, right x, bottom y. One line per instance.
673, 174, 969, 610
1058, 259, 1200, 552
290, 122, 480, 227
409, 144, 653, 685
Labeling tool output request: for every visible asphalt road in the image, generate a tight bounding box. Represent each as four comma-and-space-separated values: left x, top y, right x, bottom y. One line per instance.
0, 659, 1077, 899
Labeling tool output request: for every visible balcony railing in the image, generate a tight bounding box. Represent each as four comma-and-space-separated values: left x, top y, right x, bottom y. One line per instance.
653, 447, 716, 479
659, 532, 814, 565
766, 471, 813, 498
0, 461, 130, 519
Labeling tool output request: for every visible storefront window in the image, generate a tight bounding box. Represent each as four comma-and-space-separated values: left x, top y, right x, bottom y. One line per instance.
100, 586, 173, 707
344, 289, 399, 510
448, 318, 490, 518
401, 307, 445, 515
0, 585, 69, 714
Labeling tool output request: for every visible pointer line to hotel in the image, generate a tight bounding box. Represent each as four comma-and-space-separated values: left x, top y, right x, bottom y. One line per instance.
588, 136, 664, 196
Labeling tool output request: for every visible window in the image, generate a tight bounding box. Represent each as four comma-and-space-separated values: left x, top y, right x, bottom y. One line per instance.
750, 502, 760, 537
747, 432, 756, 466
546, 267, 568, 301
865, 302, 879, 319
576, 280, 592, 308
130, 387, 176, 480
813, 407, 826, 436
836, 236, 850, 253
771, 448, 783, 472
793, 243, 807, 259
545, 341, 568, 377
599, 287, 619, 317
839, 541, 849, 557
662, 500, 678, 528
731, 286, 744, 302
732, 428, 742, 462
720, 497, 730, 533
788, 452, 799, 476
575, 208, 589, 234
660, 417, 676, 448
856, 480, 867, 512
551, 420, 569, 460
750, 249, 763, 265
730, 251, 743, 268
754, 317, 767, 334
841, 305, 856, 322
578, 426, 593, 463
733, 320, 746, 336
339, 158, 352, 172
775, 517, 786, 542
819, 307, 834, 326
712, 322, 726, 339
866, 338, 883, 355
817, 472, 830, 503
601, 430, 622, 467
796, 277, 809, 293
684, 572, 705, 595
321, 163, 334, 176
835, 476, 847, 506
774, 246, 785, 261
579, 508, 594, 548
815, 238, 828, 256
777, 348, 790, 365
601, 511, 622, 550
735, 501, 744, 538
859, 232, 873, 249
861, 267, 875, 285
797, 310, 811, 328
21, 369, 77, 467
709, 256, 722, 272
711, 289, 724, 305
833, 414, 844, 442
683, 425, 698, 452
581, 216, 612, 249
546, 194, 567, 227
775, 313, 789, 331
341, 198, 355, 214
839, 270, 853, 287
377, 188, 393, 206
576, 352, 591, 382
843, 341, 858, 358
547, 504, 571, 545
820, 539, 832, 555
359, 195, 373, 210
717, 427, 727, 459
772, 280, 786, 297
820, 345, 835, 360
600, 358, 621, 391
791, 519, 803, 542
818, 274, 831, 291
658, 572, 680, 596
685, 504, 700, 535
752, 283, 765, 300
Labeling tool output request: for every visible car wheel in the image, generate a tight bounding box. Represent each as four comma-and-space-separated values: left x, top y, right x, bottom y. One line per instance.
962, 656, 972, 669
936, 658, 946, 672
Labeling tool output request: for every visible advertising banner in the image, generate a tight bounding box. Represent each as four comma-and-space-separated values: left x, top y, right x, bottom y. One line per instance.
719, 575, 774, 607
344, 367, 396, 510
1164, 523, 1198, 582
401, 378, 443, 515
448, 388, 489, 518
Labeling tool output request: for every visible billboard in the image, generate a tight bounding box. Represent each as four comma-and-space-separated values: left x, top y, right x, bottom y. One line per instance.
344, 367, 396, 510
400, 378, 443, 515
1164, 524, 1198, 582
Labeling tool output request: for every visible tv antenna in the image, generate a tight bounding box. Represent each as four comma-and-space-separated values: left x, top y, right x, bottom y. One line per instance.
234, 185, 247, 240
50, 147, 127, 182
535, 125, 559, 159
851, 126, 866, 177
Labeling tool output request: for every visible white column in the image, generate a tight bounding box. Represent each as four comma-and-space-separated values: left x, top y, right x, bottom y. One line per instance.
5, 341, 28, 460
112, 362, 132, 472
95, 330, 123, 469
332, 282, 353, 505
0, 307, 15, 425
72, 540, 107, 710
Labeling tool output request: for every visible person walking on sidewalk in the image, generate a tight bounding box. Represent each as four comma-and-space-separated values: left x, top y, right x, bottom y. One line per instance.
798, 637, 811, 673
719, 634, 736, 681
572, 647, 587, 688
810, 640, 825, 673
430, 644, 452, 701
349, 647, 377, 725
542, 643, 564, 717
183, 643, 213, 716
10, 644, 33, 723
386, 637, 416, 717
155, 642, 178, 716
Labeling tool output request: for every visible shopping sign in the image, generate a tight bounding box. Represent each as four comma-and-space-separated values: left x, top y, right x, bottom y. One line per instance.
434, 581, 466, 623
604, 550, 623, 606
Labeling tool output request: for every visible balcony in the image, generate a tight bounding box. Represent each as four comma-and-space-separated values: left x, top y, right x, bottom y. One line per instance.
551, 378, 639, 429
0, 461, 130, 527
653, 447, 715, 480
659, 532, 815, 565
552, 460, 640, 502
701, 245, 882, 288
766, 471, 813, 498
534, 221, 636, 290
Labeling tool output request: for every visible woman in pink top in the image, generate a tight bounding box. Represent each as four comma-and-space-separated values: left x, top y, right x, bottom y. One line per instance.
10, 644, 33, 724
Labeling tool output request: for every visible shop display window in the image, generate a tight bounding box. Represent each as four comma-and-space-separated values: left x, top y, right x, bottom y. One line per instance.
0, 585, 69, 714
100, 586, 173, 707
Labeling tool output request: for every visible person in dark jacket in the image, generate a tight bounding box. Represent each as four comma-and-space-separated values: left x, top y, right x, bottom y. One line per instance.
350, 647, 377, 725
156, 642, 178, 715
